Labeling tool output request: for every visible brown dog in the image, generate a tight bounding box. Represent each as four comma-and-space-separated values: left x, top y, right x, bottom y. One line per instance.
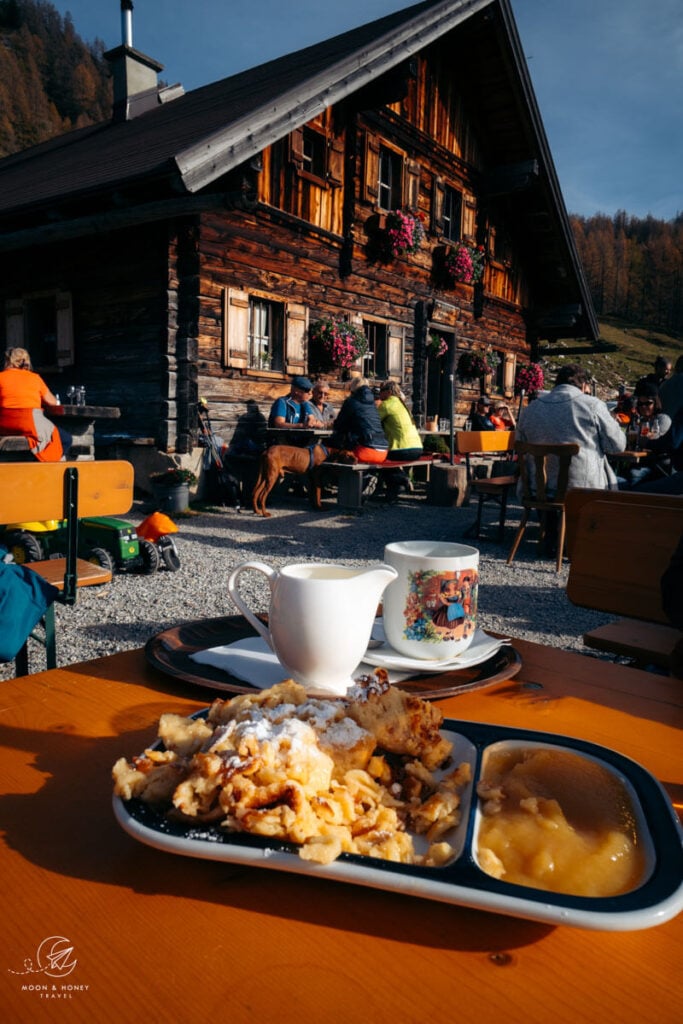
252, 442, 333, 517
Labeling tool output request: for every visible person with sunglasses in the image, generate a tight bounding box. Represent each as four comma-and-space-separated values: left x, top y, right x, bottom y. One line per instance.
632, 382, 671, 443
622, 382, 673, 488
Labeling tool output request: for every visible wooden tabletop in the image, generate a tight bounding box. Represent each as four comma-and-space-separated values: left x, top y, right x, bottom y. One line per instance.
607, 449, 649, 461
1, 638, 681, 1023
53, 404, 121, 419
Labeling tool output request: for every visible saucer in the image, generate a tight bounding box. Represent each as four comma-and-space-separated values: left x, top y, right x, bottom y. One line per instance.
361, 625, 508, 674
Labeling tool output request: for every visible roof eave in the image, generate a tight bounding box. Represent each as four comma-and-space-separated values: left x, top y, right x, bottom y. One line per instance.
174, 0, 494, 192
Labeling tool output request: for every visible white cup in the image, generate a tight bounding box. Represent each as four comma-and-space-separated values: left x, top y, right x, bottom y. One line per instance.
227, 560, 398, 695
382, 541, 479, 661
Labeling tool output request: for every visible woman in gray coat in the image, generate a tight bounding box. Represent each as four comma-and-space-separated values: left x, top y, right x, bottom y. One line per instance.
516, 363, 625, 491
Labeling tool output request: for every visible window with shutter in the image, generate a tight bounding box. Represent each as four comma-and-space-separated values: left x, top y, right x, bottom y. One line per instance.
432, 180, 463, 242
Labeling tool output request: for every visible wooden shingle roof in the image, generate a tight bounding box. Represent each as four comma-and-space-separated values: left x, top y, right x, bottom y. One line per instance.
0, 0, 597, 339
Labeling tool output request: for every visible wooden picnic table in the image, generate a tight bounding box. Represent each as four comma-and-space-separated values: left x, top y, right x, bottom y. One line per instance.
0, 633, 680, 1023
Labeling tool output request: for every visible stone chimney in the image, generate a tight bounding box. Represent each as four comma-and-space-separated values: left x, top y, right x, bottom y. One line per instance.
104, 1, 166, 122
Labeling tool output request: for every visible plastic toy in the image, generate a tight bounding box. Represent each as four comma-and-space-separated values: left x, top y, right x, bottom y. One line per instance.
1, 511, 180, 574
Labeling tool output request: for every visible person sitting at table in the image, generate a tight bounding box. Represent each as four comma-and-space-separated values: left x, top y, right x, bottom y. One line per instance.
490, 402, 516, 431
267, 375, 318, 428
517, 363, 625, 491
330, 377, 388, 466
310, 380, 336, 426
619, 383, 673, 489
0, 347, 69, 461
470, 396, 496, 431
627, 404, 682, 494
377, 380, 423, 501
612, 392, 635, 426
633, 381, 672, 438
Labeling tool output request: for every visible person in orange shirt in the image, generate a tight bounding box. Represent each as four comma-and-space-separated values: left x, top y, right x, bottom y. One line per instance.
0, 347, 66, 461
489, 402, 516, 430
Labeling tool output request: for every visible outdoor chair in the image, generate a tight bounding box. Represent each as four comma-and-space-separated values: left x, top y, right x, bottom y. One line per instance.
0, 460, 134, 675
506, 441, 579, 572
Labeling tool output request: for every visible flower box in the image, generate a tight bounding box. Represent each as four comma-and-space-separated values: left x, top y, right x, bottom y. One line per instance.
309, 318, 368, 372
515, 362, 545, 395
456, 350, 493, 381
442, 242, 486, 286
384, 209, 425, 258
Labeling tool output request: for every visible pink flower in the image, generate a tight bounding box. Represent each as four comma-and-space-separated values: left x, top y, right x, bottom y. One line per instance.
385, 210, 424, 256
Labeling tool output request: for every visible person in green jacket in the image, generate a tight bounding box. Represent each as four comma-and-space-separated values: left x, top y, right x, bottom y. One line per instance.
378, 381, 423, 500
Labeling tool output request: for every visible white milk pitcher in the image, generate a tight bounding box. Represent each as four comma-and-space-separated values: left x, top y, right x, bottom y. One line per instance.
227, 560, 398, 695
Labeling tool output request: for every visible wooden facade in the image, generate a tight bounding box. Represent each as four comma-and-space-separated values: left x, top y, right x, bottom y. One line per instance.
0, 1, 598, 462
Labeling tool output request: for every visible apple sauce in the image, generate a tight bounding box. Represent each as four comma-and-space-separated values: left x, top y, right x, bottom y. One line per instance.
475, 745, 647, 897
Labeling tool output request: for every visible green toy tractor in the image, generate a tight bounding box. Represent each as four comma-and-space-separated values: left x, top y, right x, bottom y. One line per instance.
0, 516, 176, 574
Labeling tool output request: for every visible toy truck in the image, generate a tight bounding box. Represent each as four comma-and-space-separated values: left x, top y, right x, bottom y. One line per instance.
0, 516, 175, 574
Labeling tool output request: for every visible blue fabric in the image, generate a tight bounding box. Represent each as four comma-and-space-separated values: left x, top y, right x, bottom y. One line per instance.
0, 561, 59, 662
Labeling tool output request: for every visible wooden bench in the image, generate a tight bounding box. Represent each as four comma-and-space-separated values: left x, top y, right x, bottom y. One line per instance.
321, 455, 439, 509
0, 435, 33, 461
0, 460, 135, 675
566, 491, 683, 672
565, 487, 683, 558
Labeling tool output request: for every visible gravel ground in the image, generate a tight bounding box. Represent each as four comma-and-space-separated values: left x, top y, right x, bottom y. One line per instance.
4, 486, 616, 679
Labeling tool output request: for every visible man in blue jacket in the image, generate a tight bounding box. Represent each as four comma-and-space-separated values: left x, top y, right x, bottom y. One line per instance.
268, 376, 318, 428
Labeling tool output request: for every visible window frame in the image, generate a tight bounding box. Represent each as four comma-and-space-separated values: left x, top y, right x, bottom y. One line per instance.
442, 185, 463, 243
377, 145, 403, 212
300, 126, 327, 184
4, 289, 74, 370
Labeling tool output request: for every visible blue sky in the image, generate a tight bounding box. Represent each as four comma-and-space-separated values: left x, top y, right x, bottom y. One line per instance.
50, 0, 682, 221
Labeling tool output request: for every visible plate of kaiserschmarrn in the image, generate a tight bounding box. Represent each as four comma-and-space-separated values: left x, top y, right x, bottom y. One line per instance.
112, 674, 683, 931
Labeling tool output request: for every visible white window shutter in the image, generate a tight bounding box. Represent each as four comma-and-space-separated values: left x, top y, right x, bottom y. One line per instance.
222, 287, 249, 368
55, 291, 74, 366
5, 298, 24, 345
387, 324, 404, 377
285, 302, 308, 373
